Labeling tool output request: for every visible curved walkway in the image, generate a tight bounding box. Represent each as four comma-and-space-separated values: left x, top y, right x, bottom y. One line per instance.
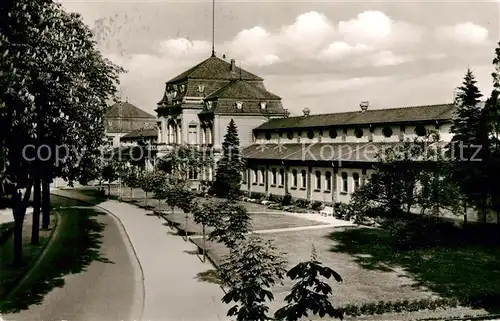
2, 195, 142, 321
97, 200, 227, 321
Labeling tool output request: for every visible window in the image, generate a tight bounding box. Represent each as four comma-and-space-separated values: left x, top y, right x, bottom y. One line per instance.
353, 173, 360, 190
415, 125, 427, 137
188, 125, 197, 145
279, 168, 285, 186
271, 168, 277, 186
253, 169, 258, 184
298, 130, 302, 137
325, 171, 332, 191
260, 168, 265, 185
382, 127, 393, 138
265, 131, 272, 140
329, 129, 337, 139
355, 128, 364, 138
315, 171, 321, 190
188, 169, 198, 180
307, 130, 314, 139
301, 170, 307, 189
292, 170, 298, 188
341, 172, 348, 193
287, 131, 293, 140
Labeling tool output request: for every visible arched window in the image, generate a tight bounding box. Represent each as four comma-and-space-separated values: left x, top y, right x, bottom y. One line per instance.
353, 172, 360, 190
382, 127, 393, 138
253, 169, 258, 184
279, 168, 285, 186
271, 168, 277, 186
291, 170, 298, 187
315, 171, 321, 190
301, 170, 307, 188
329, 129, 337, 139
260, 168, 265, 185
415, 125, 427, 137
341, 172, 348, 193
307, 130, 315, 139
355, 128, 364, 138
265, 131, 272, 140
287, 131, 293, 140
325, 171, 332, 191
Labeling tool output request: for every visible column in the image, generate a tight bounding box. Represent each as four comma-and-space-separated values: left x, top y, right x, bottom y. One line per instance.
307, 165, 312, 201
265, 164, 269, 196
284, 164, 289, 194
361, 168, 367, 186
332, 166, 338, 204
177, 121, 182, 144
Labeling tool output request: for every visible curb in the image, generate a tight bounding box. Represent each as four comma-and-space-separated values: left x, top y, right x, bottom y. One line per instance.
6, 211, 60, 299
49, 192, 146, 321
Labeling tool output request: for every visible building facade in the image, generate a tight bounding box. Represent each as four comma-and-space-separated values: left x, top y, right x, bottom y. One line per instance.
105, 101, 157, 148
153, 54, 456, 204
154, 54, 288, 187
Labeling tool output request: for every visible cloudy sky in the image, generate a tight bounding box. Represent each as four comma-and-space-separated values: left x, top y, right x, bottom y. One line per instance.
60, 0, 499, 116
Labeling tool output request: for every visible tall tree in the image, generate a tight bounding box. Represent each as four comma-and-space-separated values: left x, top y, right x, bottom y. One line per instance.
449, 68, 488, 222
219, 235, 287, 321
0, 0, 122, 265
212, 119, 245, 199
192, 201, 221, 262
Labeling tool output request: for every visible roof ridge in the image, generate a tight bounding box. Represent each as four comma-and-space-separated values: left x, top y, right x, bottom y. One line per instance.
277, 103, 454, 121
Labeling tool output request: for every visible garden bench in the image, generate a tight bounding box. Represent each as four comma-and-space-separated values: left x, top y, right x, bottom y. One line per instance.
320, 206, 334, 216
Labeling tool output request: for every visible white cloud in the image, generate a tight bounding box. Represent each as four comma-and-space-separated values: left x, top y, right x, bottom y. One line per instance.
370, 50, 413, 66
224, 26, 280, 67
318, 42, 373, 61
158, 38, 211, 59
435, 22, 488, 44
278, 11, 336, 56
337, 11, 422, 45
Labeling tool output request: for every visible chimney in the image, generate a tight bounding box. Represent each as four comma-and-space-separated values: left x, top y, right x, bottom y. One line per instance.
230, 59, 236, 72
360, 101, 369, 113
303, 108, 310, 116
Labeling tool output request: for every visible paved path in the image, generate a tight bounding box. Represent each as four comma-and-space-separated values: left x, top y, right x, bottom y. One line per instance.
97, 200, 227, 321
2, 195, 142, 321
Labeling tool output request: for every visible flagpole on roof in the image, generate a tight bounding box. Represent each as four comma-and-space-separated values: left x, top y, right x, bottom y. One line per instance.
211, 0, 215, 57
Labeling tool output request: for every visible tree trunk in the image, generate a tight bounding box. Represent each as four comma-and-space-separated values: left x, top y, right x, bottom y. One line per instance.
463, 201, 468, 225
41, 179, 51, 230
145, 192, 148, 207
130, 187, 133, 199
107, 183, 111, 197
202, 224, 206, 263
185, 213, 188, 242
158, 198, 161, 211
31, 177, 41, 245
12, 182, 33, 267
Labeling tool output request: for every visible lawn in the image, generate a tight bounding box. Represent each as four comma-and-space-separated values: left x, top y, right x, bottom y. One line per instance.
0, 196, 108, 313
0, 214, 56, 301
192, 225, 500, 315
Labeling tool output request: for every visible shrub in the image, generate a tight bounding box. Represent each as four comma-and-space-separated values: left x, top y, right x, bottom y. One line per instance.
268, 193, 278, 203
334, 203, 352, 220
311, 201, 323, 211
282, 192, 292, 206
295, 199, 310, 209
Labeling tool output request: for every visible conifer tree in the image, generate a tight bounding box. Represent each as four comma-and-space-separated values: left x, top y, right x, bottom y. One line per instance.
212, 119, 245, 199
449, 68, 488, 222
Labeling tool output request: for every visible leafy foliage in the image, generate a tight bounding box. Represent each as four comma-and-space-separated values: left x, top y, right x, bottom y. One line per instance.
219, 235, 287, 321
212, 119, 245, 198
139, 170, 157, 194
163, 178, 195, 213
275, 246, 344, 321
122, 167, 141, 189
208, 199, 252, 249
159, 144, 213, 181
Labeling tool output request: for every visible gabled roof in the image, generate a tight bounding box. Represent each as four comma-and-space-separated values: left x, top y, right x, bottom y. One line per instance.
255, 104, 455, 130
121, 128, 157, 139
204, 79, 281, 100
167, 56, 263, 83
106, 102, 155, 119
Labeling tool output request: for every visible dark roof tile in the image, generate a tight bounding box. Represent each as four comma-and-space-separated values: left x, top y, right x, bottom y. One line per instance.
106, 102, 156, 119
204, 79, 281, 100
255, 104, 455, 130
167, 56, 263, 83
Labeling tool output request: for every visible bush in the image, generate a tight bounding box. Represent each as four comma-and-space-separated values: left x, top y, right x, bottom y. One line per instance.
334, 203, 352, 220
311, 201, 323, 211
268, 194, 278, 203
282, 192, 292, 206
295, 199, 310, 209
